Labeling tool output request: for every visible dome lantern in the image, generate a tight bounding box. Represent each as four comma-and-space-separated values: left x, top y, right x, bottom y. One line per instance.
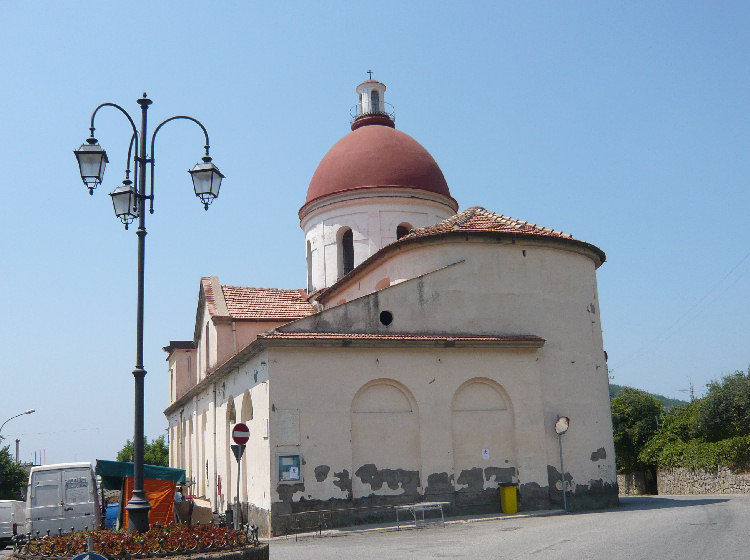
350, 73, 395, 130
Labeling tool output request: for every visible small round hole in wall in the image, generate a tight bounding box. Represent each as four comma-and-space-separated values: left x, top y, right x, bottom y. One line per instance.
379, 310, 393, 326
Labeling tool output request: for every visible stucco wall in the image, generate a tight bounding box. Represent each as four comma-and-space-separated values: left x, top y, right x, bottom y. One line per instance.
282, 237, 616, 512
168, 348, 196, 404
167, 232, 616, 534
267, 346, 544, 513
166, 350, 273, 522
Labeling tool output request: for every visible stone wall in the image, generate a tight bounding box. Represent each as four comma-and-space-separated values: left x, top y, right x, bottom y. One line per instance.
657, 467, 750, 495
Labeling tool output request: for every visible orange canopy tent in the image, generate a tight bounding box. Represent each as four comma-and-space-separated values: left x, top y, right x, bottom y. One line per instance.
96, 460, 186, 527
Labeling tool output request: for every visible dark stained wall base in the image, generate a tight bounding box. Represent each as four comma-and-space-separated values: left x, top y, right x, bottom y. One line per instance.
257, 467, 619, 536
546, 465, 620, 511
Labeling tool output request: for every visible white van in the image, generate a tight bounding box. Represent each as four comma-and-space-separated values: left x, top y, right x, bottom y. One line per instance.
0, 500, 25, 548
26, 463, 100, 535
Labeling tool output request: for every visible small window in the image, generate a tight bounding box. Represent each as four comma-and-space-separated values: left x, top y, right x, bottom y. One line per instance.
306, 240, 313, 293
370, 90, 380, 113
396, 223, 412, 239
278, 454, 302, 482
341, 228, 354, 276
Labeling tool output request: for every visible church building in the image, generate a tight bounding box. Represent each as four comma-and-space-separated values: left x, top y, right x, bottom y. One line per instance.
163, 78, 619, 536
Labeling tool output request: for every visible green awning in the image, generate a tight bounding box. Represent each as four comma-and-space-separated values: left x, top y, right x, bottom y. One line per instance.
95, 460, 186, 490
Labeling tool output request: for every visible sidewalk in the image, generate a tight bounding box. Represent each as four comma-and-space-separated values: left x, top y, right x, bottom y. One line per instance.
270, 508, 565, 541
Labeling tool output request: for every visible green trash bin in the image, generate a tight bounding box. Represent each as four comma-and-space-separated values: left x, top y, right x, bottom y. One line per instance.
500, 484, 517, 514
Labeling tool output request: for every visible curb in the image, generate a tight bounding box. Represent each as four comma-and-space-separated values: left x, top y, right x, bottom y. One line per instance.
269, 509, 566, 542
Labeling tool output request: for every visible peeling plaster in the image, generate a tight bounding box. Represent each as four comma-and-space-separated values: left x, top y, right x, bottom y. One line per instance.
455, 467, 483, 492
424, 472, 453, 497
484, 467, 516, 487
591, 447, 607, 461
276, 483, 305, 503
333, 469, 352, 499
548, 465, 574, 492
314, 465, 330, 482
590, 448, 607, 461
456, 467, 516, 492
355, 464, 420, 496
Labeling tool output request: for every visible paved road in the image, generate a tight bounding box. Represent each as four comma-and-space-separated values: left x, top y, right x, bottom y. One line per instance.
270, 495, 750, 559
3, 495, 745, 559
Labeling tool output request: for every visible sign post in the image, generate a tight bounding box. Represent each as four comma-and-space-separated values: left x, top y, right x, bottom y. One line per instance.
231, 423, 249, 530
555, 416, 570, 513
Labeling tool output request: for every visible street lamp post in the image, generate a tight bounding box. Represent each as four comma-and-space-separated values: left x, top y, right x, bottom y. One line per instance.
0, 409, 35, 441
75, 94, 224, 533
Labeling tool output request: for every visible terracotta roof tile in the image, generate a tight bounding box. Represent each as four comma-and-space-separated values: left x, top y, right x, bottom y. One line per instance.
201, 277, 219, 316
221, 285, 314, 321
402, 206, 573, 240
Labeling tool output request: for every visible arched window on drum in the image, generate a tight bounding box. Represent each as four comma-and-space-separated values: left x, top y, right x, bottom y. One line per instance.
396, 222, 412, 240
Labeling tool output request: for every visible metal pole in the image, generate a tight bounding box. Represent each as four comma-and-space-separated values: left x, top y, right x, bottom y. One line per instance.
235, 454, 240, 530
126, 93, 153, 533
558, 433, 567, 513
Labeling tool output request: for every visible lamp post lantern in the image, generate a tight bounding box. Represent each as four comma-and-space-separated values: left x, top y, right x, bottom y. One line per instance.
75, 93, 224, 533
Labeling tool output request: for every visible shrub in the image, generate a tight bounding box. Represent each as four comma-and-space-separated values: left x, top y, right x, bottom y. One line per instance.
640, 435, 750, 472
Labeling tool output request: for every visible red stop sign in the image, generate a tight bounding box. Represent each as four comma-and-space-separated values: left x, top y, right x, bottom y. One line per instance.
232, 422, 249, 445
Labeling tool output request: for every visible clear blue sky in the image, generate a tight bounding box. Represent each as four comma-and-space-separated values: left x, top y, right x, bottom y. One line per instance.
1, 1, 748, 465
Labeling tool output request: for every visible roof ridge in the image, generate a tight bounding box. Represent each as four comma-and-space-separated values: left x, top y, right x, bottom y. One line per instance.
221, 284, 307, 292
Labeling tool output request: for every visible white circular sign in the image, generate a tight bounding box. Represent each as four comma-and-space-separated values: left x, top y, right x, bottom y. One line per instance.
232, 422, 250, 444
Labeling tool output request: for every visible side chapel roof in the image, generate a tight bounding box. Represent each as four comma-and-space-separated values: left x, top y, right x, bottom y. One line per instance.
200, 277, 313, 323
221, 285, 313, 320
313, 206, 606, 304
402, 206, 574, 239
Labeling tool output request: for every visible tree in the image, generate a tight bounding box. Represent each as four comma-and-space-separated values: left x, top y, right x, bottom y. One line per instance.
0, 445, 28, 500
696, 368, 750, 442
611, 387, 664, 473
116, 435, 169, 467
638, 400, 701, 468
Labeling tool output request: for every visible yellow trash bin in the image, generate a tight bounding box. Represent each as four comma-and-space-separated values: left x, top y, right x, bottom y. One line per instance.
500, 484, 517, 514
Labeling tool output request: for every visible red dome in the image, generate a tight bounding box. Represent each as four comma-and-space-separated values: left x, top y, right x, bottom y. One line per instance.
304, 124, 454, 207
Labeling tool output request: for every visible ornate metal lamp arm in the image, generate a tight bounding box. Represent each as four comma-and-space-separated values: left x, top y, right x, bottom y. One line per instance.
148, 115, 211, 214
90, 103, 141, 200
89, 102, 138, 138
